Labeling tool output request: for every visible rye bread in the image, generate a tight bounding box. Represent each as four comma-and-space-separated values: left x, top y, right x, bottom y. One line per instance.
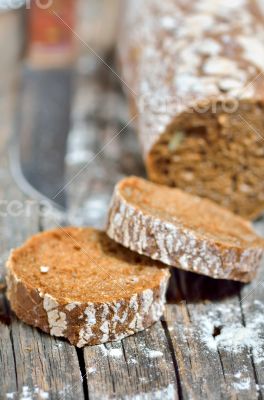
107, 177, 264, 282
119, 0, 264, 220
6, 227, 170, 347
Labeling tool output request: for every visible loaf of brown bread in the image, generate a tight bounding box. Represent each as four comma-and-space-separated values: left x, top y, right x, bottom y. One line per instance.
6, 227, 170, 347
107, 177, 264, 282
119, 0, 264, 219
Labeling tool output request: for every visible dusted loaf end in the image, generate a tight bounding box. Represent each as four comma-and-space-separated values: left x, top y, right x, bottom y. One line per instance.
119, 0, 264, 219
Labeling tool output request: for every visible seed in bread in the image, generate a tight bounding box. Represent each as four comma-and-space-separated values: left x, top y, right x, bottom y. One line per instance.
6, 227, 170, 347
107, 177, 264, 282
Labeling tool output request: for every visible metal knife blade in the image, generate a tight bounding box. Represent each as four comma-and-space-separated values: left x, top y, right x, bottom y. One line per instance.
10, 65, 74, 210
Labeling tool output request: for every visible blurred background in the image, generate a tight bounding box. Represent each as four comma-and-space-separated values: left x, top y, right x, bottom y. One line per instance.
0, 0, 143, 227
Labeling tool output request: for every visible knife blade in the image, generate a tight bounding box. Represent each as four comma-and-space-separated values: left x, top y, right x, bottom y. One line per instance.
10, 65, 74, 210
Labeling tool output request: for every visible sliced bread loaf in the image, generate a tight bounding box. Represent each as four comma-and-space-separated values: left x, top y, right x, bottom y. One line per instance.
107, 177, 264, 282
6, 227, 170, 347
119, 0, 264, 220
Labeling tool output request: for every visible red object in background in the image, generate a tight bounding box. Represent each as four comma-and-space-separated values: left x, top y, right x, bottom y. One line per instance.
27, 0, 77, 67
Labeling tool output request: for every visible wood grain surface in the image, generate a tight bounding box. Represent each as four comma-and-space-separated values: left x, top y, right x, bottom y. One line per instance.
0, 46, 264, 400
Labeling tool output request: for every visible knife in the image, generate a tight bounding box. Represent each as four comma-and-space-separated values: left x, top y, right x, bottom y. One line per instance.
10, 65, 74, 210
10, 0, 76, 210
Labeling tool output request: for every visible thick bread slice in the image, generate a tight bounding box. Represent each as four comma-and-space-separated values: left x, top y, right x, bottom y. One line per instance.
107, 177, 264, 282
6, 227, 170, 347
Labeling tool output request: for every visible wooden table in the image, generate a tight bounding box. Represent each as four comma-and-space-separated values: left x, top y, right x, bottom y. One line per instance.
1, 57, 264, 400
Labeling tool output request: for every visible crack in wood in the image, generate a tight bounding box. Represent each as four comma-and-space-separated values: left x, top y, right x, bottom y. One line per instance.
162, 320, 183, 400
238, 291, 263, 400
77, 348, 89, 400
9, 324, 19, 393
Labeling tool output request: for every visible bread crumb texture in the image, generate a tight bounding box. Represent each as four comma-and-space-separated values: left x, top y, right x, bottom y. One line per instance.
107, 177, 264, 282
6, 227, 170, 347
120, 0, 264, 219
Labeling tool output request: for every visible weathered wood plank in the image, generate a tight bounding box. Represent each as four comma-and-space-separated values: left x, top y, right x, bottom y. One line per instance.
0, 185, 85, 399
84, 322, 178, 400
66, 72, 144, 229
0, 292, 16, 398
10, 319, 84, 400
165, 269, 259, 400
239, 218, 264, 398
0, 108, 85, 400
0, 77, 22, 398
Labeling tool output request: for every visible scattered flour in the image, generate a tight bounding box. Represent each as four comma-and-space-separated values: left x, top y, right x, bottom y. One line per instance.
137, 341, 165, 360
101, 343, 164, 362
99, 345, 124, 358
233, 378, 251, 391
39, 391, 49, 400
6, 386, 50, 400
254, 300, 264, 309
20, 386, 31, 400
139, 377, 147, 383
146, 349, 164, 359
99, 345, 108, 357
214, 325, 259, 350
87, 366, 97, 374
128, 358, 138, 365
6, 394, 15, 399
58, 385, 72, 397
256, 383, 264, 391
196, 306, 264, 365
123, 383, 176, 400
108, 348, 123, 358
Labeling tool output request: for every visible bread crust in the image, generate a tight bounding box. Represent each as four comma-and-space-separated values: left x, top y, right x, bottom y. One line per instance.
119, 0, 264, 219
6, 229, 170, 347
107, 178, 264, 282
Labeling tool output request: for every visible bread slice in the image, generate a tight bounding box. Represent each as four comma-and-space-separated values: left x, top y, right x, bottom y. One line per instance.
6, 227, 170, 347
107, 177, 264, 282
